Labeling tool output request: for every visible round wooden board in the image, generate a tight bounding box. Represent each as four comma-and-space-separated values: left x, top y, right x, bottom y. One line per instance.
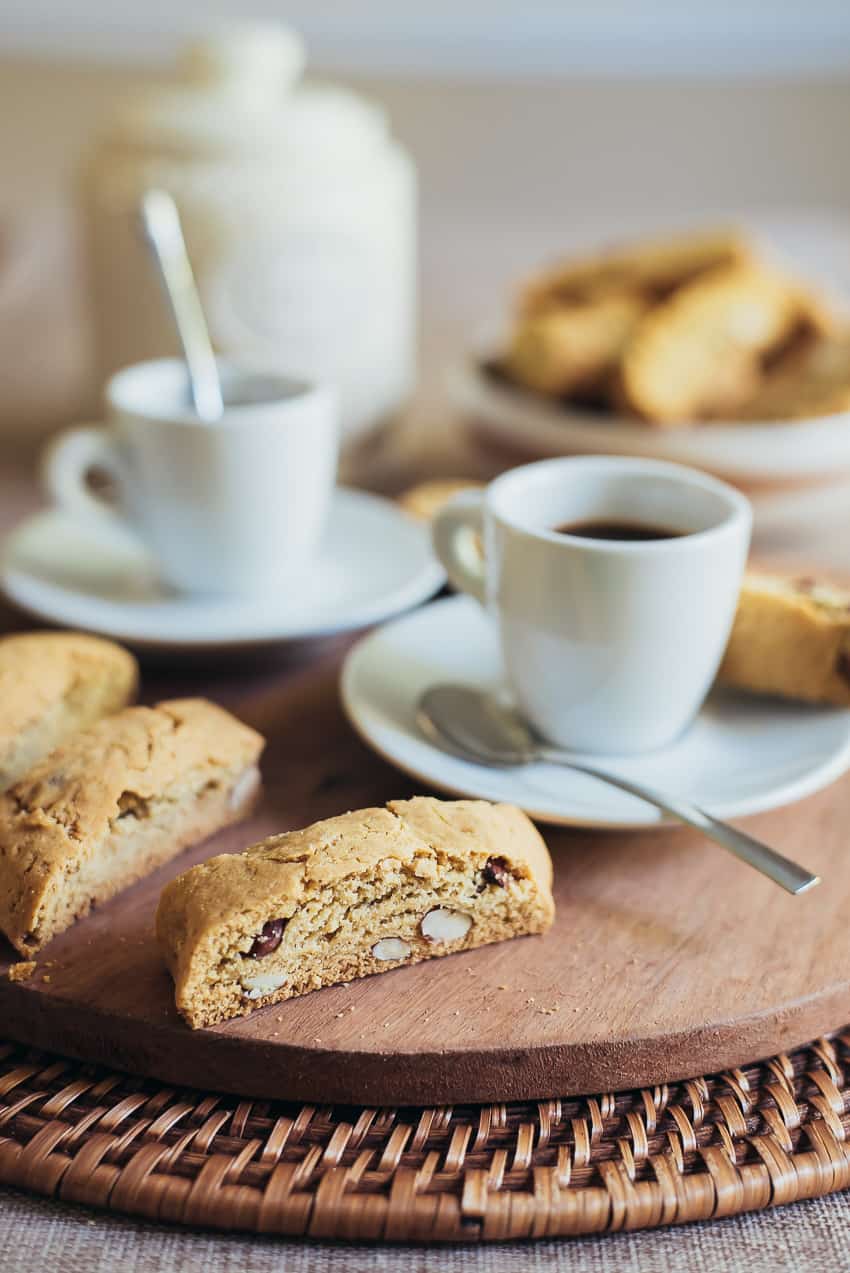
2, 650, 850, 1107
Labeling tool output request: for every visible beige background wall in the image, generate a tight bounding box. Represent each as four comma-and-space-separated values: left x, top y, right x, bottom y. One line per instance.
1, 58, 849, 438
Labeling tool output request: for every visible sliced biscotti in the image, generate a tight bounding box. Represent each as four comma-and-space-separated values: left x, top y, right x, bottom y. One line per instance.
521, 229, 751, 311
736, 331, 850, 421
506, 293, 647, 397
156, 796, 555, 1029
0, 698, 264, 955
398, 479, 484, 521
0, 632, 138, 791
718, 571, 850, 706
619, 264, 802, 424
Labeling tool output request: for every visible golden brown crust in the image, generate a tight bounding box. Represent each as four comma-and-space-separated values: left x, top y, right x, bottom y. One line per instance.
719, 570, 850, 706
0, 698, 264, 954
157, 797, 555, 1028
0, 632, 138, 790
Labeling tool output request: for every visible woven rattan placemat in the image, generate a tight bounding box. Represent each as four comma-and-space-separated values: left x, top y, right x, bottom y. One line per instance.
1, 1031, 849, 1242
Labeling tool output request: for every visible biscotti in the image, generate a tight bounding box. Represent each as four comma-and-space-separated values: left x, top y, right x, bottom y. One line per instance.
506, 293, 646, 397
618, 265, 801, 424
718, 571, 850, 707
157, 796, 555, 1029
520, 229, 751, 312
398, 479, 483, 521
0, 632, 138, 791
0, 698, 264, 955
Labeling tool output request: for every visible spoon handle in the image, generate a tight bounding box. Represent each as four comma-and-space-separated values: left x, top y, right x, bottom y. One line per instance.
537, 747, 819, 896
139, 189, 225, 422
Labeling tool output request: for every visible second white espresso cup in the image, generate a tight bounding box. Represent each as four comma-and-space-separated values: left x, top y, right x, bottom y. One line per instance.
43, 358, 339, 596
432, 456, 752, 755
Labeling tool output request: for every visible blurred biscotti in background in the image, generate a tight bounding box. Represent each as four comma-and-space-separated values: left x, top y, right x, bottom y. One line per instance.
734, 332, 850, 421
500, 228, 846, 426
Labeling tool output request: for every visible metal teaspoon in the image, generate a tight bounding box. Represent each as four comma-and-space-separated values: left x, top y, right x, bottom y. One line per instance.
138, 187, 225, 422
417, 684, 820, 896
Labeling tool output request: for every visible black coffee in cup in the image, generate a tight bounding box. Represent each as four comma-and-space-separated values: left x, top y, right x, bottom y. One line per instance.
553, 520, 686, 542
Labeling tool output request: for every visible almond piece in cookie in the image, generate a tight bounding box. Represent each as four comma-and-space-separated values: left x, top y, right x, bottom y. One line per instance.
0, 698, 264, 955
156, 796, 555, 1028
506, 293, 647, 397
718, 571, 850, 706
619, 264, 803, 424
0, 632, 138, 792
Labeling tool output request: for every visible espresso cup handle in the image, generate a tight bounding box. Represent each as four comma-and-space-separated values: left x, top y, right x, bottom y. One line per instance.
431, 490, 487, 605
42, 426, 133, 535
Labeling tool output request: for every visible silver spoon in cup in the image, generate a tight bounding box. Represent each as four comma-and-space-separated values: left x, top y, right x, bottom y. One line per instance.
417, 683, 820, 896
138, 188, 225, 422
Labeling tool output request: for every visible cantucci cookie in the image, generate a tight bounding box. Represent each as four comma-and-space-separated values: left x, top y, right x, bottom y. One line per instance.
506, 294, 646, 397
619, 264, 801, 424
521, 228, 751, 310
156, 797, 555, 1029
0, 698, 264, 955
736, 332, 850, 421
0, 632, 138, 791
718, 571, 850, 706
398, 479, 484, 521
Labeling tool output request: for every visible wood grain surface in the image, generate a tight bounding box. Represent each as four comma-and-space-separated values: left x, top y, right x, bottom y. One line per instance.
2, 641, 850, 1106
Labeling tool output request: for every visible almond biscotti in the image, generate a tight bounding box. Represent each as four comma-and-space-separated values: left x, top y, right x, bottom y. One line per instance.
506, 293, 647, 397
521, 229, 751, 311
398, 479, 484, 521
157, 797, 555, 1029
736, 332, 850, 421
0, 698, 264, 955
0, 632, 138, 791
618, 264, 801, 424
718, 571, 850, 706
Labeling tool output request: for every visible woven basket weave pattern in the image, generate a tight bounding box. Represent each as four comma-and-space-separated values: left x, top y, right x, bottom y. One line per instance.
2, 1033, 850, 1242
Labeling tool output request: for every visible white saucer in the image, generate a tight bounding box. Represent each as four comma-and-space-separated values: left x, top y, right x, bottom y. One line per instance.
341, 594, 850, 828
0, 489, 445, 652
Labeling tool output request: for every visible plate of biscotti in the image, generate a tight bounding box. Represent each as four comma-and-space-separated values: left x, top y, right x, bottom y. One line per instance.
448, 227, 850, 482
3, 592, 850, 1107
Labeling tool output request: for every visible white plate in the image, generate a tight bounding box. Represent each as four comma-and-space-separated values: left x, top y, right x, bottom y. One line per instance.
341, 594, 850, 828
448, 354, 850, 484
0, 489, 445, 652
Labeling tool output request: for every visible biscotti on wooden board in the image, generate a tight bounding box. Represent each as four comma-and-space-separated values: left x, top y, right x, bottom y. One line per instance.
0, 632, 138, 791
719, 571, 850, 706
0, 698, 264, 955
157, 796, 555, 1029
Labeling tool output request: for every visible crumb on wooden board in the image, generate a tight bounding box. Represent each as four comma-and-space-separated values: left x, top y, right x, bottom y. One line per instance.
8, 961, 36, 982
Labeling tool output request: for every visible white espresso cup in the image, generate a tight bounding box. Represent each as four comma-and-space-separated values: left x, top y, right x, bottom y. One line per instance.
432, 456, 752, 755
43, 358, 339, 596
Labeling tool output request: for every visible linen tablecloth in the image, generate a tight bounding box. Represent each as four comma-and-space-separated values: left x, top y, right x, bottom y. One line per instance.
2, 1184, 848, 1270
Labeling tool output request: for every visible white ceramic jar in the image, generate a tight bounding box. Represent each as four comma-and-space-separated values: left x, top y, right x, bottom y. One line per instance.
81, 23, 417, 461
